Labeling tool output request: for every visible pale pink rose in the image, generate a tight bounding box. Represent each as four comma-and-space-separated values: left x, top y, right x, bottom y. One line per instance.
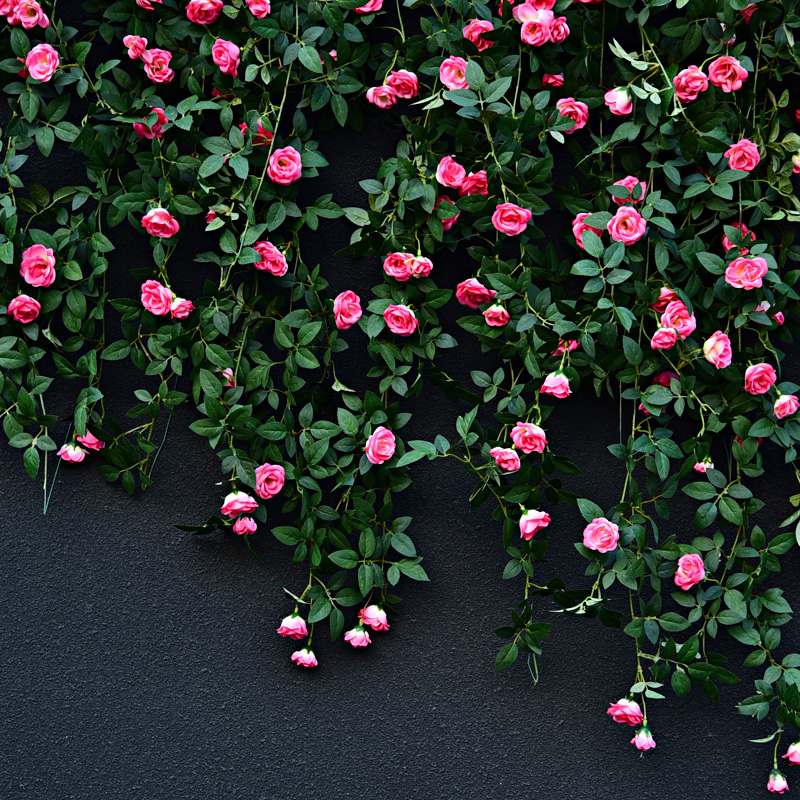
489, 446, 520, 472
572, 212, 602, 250
267, 146, 303, 184
245, 0, 271, 17
463, 19, 494, 51
652, 287, 678, 312
741, 2, 757, 22
456, 278, 497, 308
7, 294, 41, 323
141, 207, 180, 238
510, 421, 547, 454
212, 39, 240, 76
541, 372, 571, 398
768, 771, 789, 794
140, 280, 173, 315
383, 304, 418, 336
703, 331, 732, 369
519, 509, 551, 540
433, 196, 460, 230
440, 56, 469, 90
354, 0, 382, 12
383, 252, 414, 282
436, 155, 466, 189
708, 56, 748, 92
220, 491, 259, 518
674, 553, 705, 590
333, 290, 362, 329
365, 425, 396, 464
519, 9, 554, 46
239, 120, 273, 147
253, 241, 288, 276
58, 443, 87, 463
725, 256, 768, 289
582, 517, 619, 552
607, 699, 643, 726
542, 73, 564, 87
290, 647, 317, 667
20, 244, 56, 287
672, 66, 708, 102
277, 614, 308, 639
344, 626, 372, 647
491, 203, 532, 235
385, 69, 418, 99
612, 176, 646, 205
25, 43, 59, 81
123, 35, 148, 59
366, 86, 397, 108
724, 138, 760, 171
694, 458, 714, 473
721, 221, 754, 254
170, 297, 194, 318
650, 327, 678, 350
483, 304, 510, 327
608, 205, 646, 245
16, 0, 49, 28
782, 742, 800, 766
554, 97, 589, 133
548, 16, 569, 42
512, 1, 553, 19
233, 516, 257, 535
255, 462, 285, 499
133, 107, 168, 139
775, 395, 800, 420
408, 255, 433, 278
551, 339, 579, 356
660, 300, 696, 339
604, 87, 632, 115
459, 170, 489, 196
186, 0, 223, 23
76, 431, 104, 451
631, 728, 656, 751
745, 363, 777, 395
141, 48, 174, 83
359, 605, 390, 631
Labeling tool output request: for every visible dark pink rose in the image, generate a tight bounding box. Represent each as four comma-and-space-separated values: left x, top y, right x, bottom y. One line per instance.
483, 304, 510, 326
459, 170, 488, 196
612, 175, 646, 205
491, 202, 532, 235
359, 605, 390, 631
631, 729, 656, 751
440, 56, 469, 90
233, 516, 257, 535
253, 241, 288, 276
20, 244, 56, 287
140, 280, 173, 315
744, 363, 777, 395
267, 146, 302, 184
212, 39, 240, 76
333, 290, 362, 329
702, 331, 732, 368
436, 155, 466, 189
572, 212, 602, 250
186, 0, 223, 24
489, 446, 520, 472
366, 86, 397, 108
385, 69, 418, 99
607, 698, 643, 726
57, 443, 87, 463
456, 278, 496, 308
555, 97, 588, 133
674, 553, 705, 590
724, 138, 760, 171
510, 421, 546, 453
725, 256, 767, 289
142, 207, 180, 238
344, 625, 372, 647
463, 19, 494, 51
133, 107, 168, 139
542, 73, 564, 87
354, 0, 382, 12
365, 426, 396, 464
255, 462, 285, 499
76, 431, 104, 451
141, 48, 174, 83
607, 205, 646, 245
708, 56, 748, 92
383, 304, 418, 336
660, 300, 696, 339
673, 65, 708, 102
170, 297, 194, 318
7, 293, 41, 323
245, 0, 271, 16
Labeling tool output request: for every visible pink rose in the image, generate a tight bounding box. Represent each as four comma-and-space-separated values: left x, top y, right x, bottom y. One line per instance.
385, 69, 418, 99
489, 446, 520, 472
694, 458, 714, 473
277, 614, 308, 639
775, 394, 800, 420
16, 0, 49, 29
491, 202, 532, 235
519, 509, 551, 540
708, 56, 748, 92
572, 212, 602, 250
383, 304, 418, 336
608, 205, 646, 245
519, 10, 554, 46
607, 698, 643, 726
548, 16, 569, 42
703, 331, 732, 369
612, 176, 646, 205
7, 293, 41, 323
652, 287, 678, 312
220, 491, 259, 518
552, 339, 579, 356
239, 120, 273, 147
206, 210, 218, 225
724, 138, 760, 171
745, 363, 777, 395
383, 252, 414, 282
220, 367, 236, 388
333, 290, 362, 329
741, 2, 757, 22
354, 0, 382, 12
672, 65, 708, 102
674, 553, 705, 590
136, 0, 161, 8
582, 517, 619, 552
721, 221, 754, 254
483, 304, 510, 327
782, 742, 800, 766
25, 43, 58, 81
170, 297, 194, 319
255, 462, 285, 499
253, 241, 288, 276
650, 327, 678, 350
140, 280, 173, 316
20, 244, 56, 287
774, 311, 786, 325
212, 39, 240, 76
359, 605, 390, 631
290, 647, 318, 667
57, 443, 87, 463
267, 146, 303, 184
344, 625, 372, 647
245, 0, 271, 17
631, 728, 656, 751
542, 73, 564, 87
554, 97, 589, 133
123, 35, 148, 59
510, 421, 547, 453
463, 19, 494, 51
141, 48, 174, 83
186, 0, 223, 24
654, 370, 679, 388
366, 86, 397, 109
76, 431, 104, 451
541, 372, 571, 398
456, 278, 497, 308
459, 170, 489, 196
233, 516, 257, 535
793, 154, 800, 174
436, 155, 466, 189
142, 207, 180, 238
725, 256, 768, 289
660, 300, 696, 339
133, 107, 168, 140
433, 196, 460, 230
604, 87, 632, 115
365, 425, 396, 464
768, 771, 789, 794
440, 56, 469, 90
408, 255, 433, 278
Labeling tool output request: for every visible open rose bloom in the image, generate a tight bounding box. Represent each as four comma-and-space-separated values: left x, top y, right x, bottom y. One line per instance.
674, 553, 705, 590
519, 509, 551, 540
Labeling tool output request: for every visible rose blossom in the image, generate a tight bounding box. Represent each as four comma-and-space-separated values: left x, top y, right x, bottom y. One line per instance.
383, 304, 418, 336
745, 363, 777, 395
142, 207, 180, 238
433, 196, 460, 230
489, 446, 520, 472
672, 66, 708, 102
141, 48, 174, 83
186, 0, 223, 24
220, 368, 236, 388
793, 154, 800, 175
572, 212, 602, 250
607, 699, 643, 726
463, 19, 494, 51
25, 43, 59, 81
57, 443, 87, 463
136, 0, 161, 8
20, 244, 56, 287
774, 311, 786, 325
408, 255, 433, 278
582, 517, 619, 553
383, 252, 414, 282
212, 39, 240, 76
7, 294, 41, 323
741, 2, 757, 22
459, 170, 488, 196
552, 339, 579, 356
253, 241, 288, 276
366, 86, 397, 109
239, 120, 273, 147
344, 625, 372, 647
708, 56, 748, 92
267, 146, 303, 184
333, 290, 362, 330
255, 462, 285, 499
555, 97, 589, 133
775, 395, 800, 420
491, 203, 532, 235
674, 553, 705, 590
724, 138, 760, 172
768, 771, 789, 794
541, 372, 571, 398
754, 301, 784, 326
694, 458, 714, 473
483, 304, 510, 327
220, 491, 259, 518
511, 421, 547, 454
246, 0, 271, 17
354, 0, 382, 12
703, 331, 732, 369
140, 280, 173, 315
549, 16, 569, 43
721, 221, 754, 254
233, 516, 257, 535
542, 73, 564, 87
604, 87, 632, 116
133, 107, 168, 140
519, 509, 551, 540
123, 35, 148, 59
170, 297, 194, 319
206, 211, 218, 224
660, 300, 696, 339
652, 287, 678, 313
365, 426, 396, 464
650, 327, 678, 350
385, 69, 419, 99
359, 605, 390, 631
16, 0, 49, 28
440, 56, 469, 90
517, 8, 554, 47
782, 742, 800, 766
436, 156, 466, 189
290, 647, 318, 667
608, 206, 646, 245
725, 256, 768, 290
75, 431, 104, 451
456, 278, 497, 309
631, 728, 656, 751
277, 614, 308, 639
612, 176, 646, 205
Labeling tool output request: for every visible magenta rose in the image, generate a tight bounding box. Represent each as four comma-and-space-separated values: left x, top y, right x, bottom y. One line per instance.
612, 175, 646, 205
456, 278, 497, 308
541, 372, 571, 398
660, 300, 696, 339
239, 120, 273, 147
141, 207, 180, 238
708, 55, 748, 92
170, 297, 194, 319
572, 212, 602, 250
141, 48, 174, 83
212, 39, 240, 76
510, 421, 547, 453
186, 0, 223, 23
123, 35, 148, 59
436, 155, 466, 189
725, 256, 768, 289
607, 698, 643, 726
354, 0, 382, 12
245, 0, 271, 16
703, 331, 732, 369
359, 605, 390, 631
724, 138, 760, 171
333, 290, 362, 329
267, 146, 303, 184
365, 426, 396, 464
552, 339, 579, 356
290, 647, 318, 667
542, 73, 564, 87
608, 205, 646, 245
76, 431, 104, 451
140, 280, 173, 315
631, 728, 656, 751
674, 553, 705, 590
133, 107, 168, 139
483, 304, 510, 327
459, 170, 489, 196
554, 97, 589, 133
366, 86, 397, 109
440, 56, 469, 90
383, 304, 418, 336
652, 286, 678, 312
463, 19, 494, 50
673, 65, 708, 102
25, 43, 59, 81
220, 490, 259, 518
433, 196, 460, 230
604, 87, 632, 115
492, 202, 532, 235
255, 462, 285, 499
233, 516, 257, 535
20, 244, 56, 287
7, 293, 41, 323
385, 69, 419, 99
582, 517, 619, 552
775, 395, 800, 420
744, 363, 777, 395
277, 614, 308, 639
57, 443, 87, 463
650, 327, 678, 350
253, 241, 288, 276
519, 509, 551, 540
489, 446, 520, 472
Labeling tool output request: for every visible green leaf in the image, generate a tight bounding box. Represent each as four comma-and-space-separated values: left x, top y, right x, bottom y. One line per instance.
329, 549, 358, 569
495, 641, 519, 670
390, 531, 416, 557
